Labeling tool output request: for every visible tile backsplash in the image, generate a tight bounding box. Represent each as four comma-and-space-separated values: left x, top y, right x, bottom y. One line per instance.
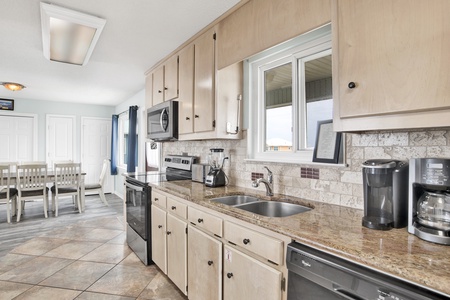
163, 129, 450, 210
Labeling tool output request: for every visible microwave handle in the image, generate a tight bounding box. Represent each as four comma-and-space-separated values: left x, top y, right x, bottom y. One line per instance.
160, 108, 167, 131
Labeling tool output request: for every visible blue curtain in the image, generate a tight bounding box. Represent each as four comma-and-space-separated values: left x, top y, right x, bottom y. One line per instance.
127, 106, 139, 172
110, 114, 119, 175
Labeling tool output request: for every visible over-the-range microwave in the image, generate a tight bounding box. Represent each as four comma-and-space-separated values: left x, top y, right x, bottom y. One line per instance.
147, 100, 178, 141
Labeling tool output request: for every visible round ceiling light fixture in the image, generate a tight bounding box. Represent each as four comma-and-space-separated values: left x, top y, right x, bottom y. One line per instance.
0, 82, 26, 92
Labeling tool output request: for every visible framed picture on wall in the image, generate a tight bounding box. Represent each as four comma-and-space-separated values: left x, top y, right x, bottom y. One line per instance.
312, 119, 342, 164
0, 98, 14, 111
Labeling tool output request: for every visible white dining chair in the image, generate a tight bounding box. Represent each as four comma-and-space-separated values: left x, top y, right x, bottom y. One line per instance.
0, 163, 18, 223
16, 162, 49, 222
51, 162, 82, 217
83, 159, 109, 206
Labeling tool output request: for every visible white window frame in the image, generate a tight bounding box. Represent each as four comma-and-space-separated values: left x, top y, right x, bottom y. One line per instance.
247, 25, 332, 164
118, 113, 129, 168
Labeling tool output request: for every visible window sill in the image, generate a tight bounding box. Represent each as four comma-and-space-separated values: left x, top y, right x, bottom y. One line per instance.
244, 158, 347, 168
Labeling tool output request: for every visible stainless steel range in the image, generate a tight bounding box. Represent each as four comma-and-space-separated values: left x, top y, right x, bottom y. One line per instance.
124, 154, 197, 265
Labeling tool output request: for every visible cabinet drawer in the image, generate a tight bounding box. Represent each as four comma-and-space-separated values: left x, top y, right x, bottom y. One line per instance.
188, 206, 223, 237
152, 191, 167, 208
167, 197, 187, 219
224, 221, 283, 265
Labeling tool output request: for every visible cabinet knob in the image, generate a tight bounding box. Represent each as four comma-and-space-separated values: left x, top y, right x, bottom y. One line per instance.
348, 82, 356, 89
158, 225, 162, 229
197, 218, 203, 223
207, 260, 213, 266
194, 115, 199, 118
186, 117, 190, 120
167, 231, 171, 235
171, 206, 176, 210
164, 87, 168, 90
227, 273, 233, 279
154, 198, 159, 201
243, 238, 250, 245
158, 90, 162, 93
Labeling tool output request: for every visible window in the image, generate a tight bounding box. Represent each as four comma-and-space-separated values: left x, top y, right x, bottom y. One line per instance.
118, 114, 129, 167
247, 24, 333, 163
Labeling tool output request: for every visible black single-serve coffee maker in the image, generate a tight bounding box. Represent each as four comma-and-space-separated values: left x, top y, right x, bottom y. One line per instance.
362, 159, 409, 230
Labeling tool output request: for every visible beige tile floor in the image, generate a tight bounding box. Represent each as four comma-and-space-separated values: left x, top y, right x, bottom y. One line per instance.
0, 215, 188, 300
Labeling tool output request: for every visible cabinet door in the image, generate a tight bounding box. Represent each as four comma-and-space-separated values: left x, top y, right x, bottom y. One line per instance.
178, 44, 195, 135
152, 65, 164, 105
165, 55, 179, 101
151, 205, 167, 273
335, 0, 450, 119
223, 245, 282, 300
194, 28, 216, 133
167, 213, 187, 295
188, 225, 222, 300
145, 73, 152, 109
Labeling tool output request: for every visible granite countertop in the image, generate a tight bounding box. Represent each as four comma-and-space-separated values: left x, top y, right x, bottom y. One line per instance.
149, 180, 450, 297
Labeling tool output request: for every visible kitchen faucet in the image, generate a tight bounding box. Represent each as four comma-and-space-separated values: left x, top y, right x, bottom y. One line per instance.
252, 166, 274, 196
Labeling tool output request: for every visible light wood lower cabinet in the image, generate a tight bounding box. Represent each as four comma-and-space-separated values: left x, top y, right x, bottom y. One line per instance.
150, 194, 187, 295
188, 225, 222, 300
151, 205, 167, 273
223, 245, 282, 300
167, 213, 187, 294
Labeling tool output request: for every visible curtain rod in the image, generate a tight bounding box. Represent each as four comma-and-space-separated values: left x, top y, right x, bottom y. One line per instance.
118, 105, 139, 116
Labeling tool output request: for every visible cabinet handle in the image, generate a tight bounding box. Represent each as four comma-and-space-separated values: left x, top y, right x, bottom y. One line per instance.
227, 273, 233, 279
171, 206, 176, 210
158, 90, 162, 93
154, 198, 159, 201
197, 218, 203, 223
207, 260, 213, 266
167, 231, 171, 235
194, 115, 199, 118
243, 238, 250, 245
164, 87, 168, 90
348, 82, 356, 89
186, 117, 190, 120
158, 225, 162, 229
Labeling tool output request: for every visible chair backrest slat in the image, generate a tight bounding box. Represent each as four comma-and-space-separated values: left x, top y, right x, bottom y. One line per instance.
17, 163, 47, 191
54, 163, 81, 189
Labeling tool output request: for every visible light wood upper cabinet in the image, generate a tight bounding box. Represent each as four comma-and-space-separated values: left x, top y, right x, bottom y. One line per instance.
333, 0, 450, 131
178, 44, 195, 135
194, 28, 216, 133
145, 73, 153, 109
152, 64, 164, 106
151, 55, 179, 107
217, 0, 331, 69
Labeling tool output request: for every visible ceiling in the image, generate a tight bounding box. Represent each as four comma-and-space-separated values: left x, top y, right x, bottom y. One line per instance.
0, 0, 240, 106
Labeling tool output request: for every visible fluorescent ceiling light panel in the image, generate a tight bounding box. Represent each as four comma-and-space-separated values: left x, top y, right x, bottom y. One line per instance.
40, 2, 106, 66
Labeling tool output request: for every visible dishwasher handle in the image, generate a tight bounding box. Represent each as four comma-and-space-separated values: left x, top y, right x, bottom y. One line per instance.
333, 285, 365, 300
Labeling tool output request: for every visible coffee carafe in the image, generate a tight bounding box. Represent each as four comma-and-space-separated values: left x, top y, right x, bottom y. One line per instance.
362, 159, 409, 230
408, 158, 450, 245
205, 148, 228, 187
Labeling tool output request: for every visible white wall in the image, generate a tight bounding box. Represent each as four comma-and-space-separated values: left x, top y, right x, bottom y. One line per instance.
113, 89, 146, 197
4, 97, 114, 162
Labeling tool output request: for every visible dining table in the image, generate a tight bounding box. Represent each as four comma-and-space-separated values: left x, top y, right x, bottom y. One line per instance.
5, 171, 87, 213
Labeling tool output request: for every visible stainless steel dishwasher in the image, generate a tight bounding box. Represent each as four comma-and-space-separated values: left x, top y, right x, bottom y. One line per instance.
286, 242, 449, 300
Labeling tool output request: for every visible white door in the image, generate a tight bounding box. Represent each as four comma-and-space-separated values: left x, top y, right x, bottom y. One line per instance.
0, 114, 37, 162
46, 115, 75, 169
81, 117, 113, 193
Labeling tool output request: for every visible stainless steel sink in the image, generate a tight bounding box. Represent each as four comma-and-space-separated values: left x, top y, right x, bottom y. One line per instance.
236, 201, 311, 217
211, 195, 261, 206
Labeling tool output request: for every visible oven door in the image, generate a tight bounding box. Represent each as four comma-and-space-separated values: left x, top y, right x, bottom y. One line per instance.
125, 180, 150, 240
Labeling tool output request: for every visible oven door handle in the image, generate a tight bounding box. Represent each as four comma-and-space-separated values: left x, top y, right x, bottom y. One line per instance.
125, 182, 144, 192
